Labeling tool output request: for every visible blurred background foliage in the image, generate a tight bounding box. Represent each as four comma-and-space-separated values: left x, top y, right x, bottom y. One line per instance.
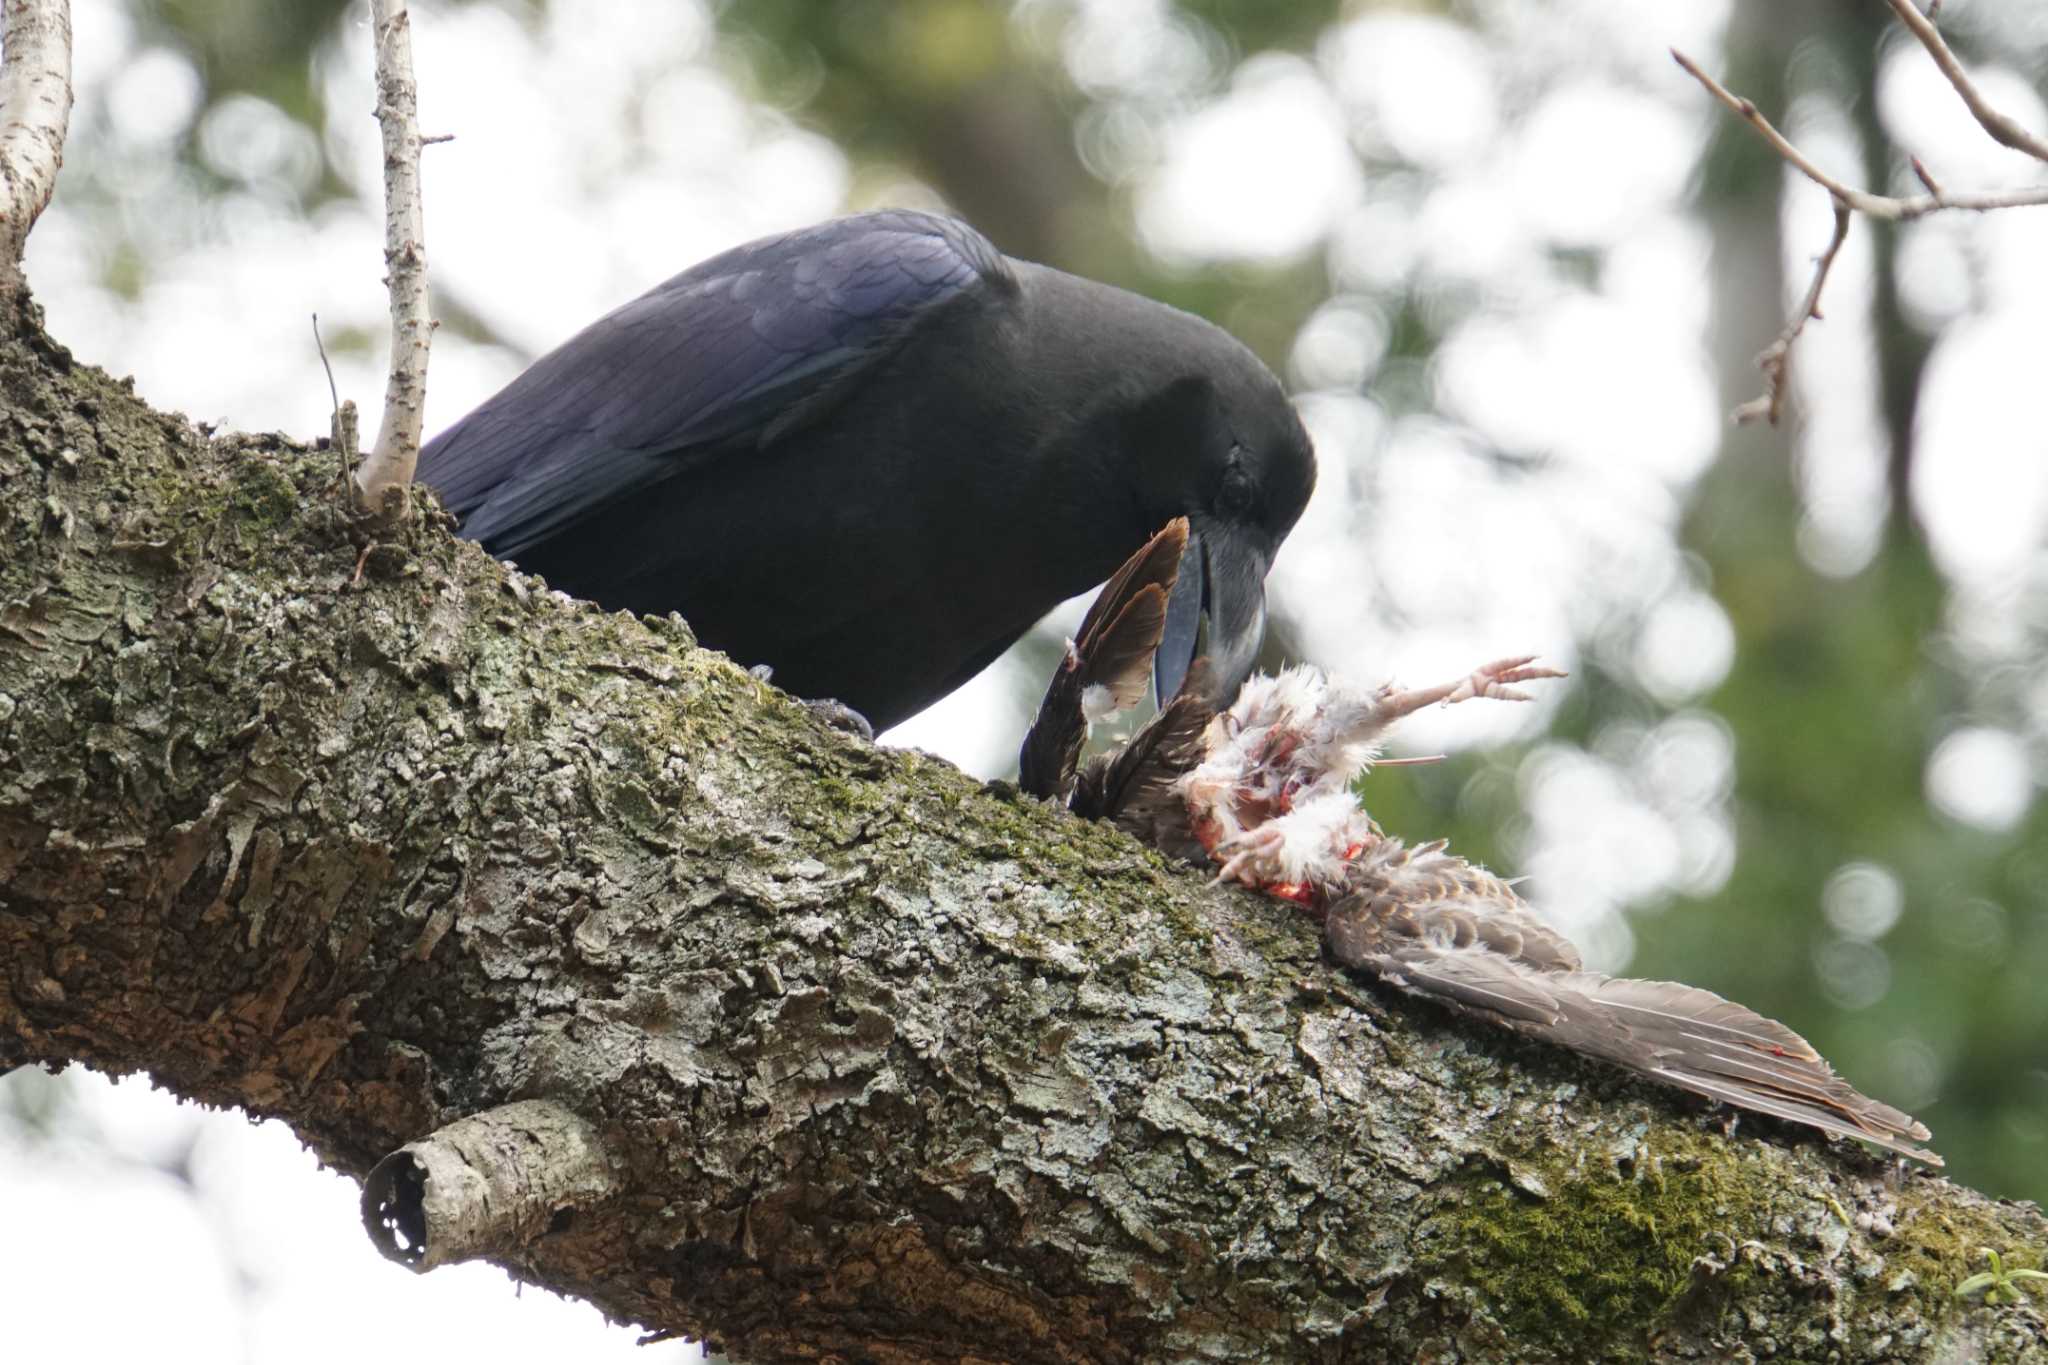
10, 0, 2048, 1357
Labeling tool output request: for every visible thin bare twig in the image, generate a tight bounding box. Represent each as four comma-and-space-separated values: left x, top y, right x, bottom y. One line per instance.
311, 313, 359, 494
1883, 0, 2048, 164
1673, 30, 2048, 424
1671, 48, 2048, 223
0, 0, 73, 298
312, 312, 341, 414
353, 0, 436, 521
1733, 199, 1852, 427
1673, 50, 1887, 216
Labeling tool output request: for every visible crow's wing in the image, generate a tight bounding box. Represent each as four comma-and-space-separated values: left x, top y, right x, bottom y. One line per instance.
420, 211, 1015, 559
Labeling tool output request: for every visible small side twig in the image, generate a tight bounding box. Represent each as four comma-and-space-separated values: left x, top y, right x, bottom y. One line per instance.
1733, 198, 1852, 427
313, 312, 341, 415
311, 313, 359, 494
0, 0, 74, 299
352, 0, 436, 522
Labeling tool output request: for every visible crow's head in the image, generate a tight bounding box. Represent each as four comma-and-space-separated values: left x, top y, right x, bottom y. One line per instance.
1125, 326, 1315, 708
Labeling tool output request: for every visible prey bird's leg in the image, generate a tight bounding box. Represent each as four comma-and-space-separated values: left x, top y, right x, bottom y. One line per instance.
1374, 656, 1567, 723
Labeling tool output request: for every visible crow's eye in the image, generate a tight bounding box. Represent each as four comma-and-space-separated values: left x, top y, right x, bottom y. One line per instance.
1217, 467, 1256, 517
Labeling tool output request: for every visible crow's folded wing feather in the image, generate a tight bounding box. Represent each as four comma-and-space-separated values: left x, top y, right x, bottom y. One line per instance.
420, 211, 1015, 559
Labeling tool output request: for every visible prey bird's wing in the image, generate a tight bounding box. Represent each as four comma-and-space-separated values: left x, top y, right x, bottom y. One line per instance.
1326, 873, 1940, 1164
421, 211, 1015, 559
1018, 519, 1187, 801
1072, 660, 1216, 860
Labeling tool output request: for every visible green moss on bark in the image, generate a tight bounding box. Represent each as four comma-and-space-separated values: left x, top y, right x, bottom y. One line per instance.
1419, 1130, 1773, 1356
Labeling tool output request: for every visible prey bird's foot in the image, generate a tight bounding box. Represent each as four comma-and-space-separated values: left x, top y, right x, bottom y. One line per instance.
1440, 655, 1567, 706
1209, 824, 1287, 890
804, 698, 875, 741
1375, 655, 1567, 721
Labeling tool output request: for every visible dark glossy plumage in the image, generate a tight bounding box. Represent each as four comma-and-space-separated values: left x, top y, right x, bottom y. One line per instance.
421, 211, 1314, 732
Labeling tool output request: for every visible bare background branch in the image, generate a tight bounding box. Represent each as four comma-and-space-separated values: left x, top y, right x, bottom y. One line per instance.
1732, 199, 1852, 426
1676, 1, 2048, 424
0, 0, 73, 296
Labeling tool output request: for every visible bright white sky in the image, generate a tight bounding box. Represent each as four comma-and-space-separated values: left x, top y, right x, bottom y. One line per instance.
11, 0, 2048, 1359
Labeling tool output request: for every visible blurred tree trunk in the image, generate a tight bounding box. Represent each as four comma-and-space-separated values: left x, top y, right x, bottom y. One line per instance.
1695, 0, 1801, 523
1842, 18, 1933, 546
3, 297, 2043, 1362
1645, 0, 1951, 1069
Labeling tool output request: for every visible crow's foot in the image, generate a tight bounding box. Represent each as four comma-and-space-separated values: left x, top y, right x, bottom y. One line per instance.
805, 699, 875, 741
745, 664, 874, 740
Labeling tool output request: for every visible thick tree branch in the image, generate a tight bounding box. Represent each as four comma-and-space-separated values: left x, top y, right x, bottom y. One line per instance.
353, 0, 434, 519
1, 316, 2043, 1361
0, 0, 72, 297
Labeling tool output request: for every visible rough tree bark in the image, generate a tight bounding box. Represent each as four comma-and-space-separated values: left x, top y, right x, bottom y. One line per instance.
0, 296, 2043, 1361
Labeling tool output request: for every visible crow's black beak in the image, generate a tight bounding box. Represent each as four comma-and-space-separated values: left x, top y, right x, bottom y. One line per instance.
1154, 520, 1270, 708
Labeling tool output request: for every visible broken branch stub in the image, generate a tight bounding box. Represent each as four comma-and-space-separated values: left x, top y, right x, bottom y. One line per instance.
361, 1100, 621, 1271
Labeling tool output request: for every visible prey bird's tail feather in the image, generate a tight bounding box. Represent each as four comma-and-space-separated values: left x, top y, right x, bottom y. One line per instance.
1326, 891, 1939, 1164
1018, 519, 1187, 801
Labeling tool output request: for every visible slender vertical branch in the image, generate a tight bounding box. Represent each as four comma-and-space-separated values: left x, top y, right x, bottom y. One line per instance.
0, 0, 73, 299
354, 0, 434, 519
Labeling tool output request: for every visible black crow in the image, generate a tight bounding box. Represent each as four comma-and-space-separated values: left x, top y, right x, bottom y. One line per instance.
419, 210, 1314, 733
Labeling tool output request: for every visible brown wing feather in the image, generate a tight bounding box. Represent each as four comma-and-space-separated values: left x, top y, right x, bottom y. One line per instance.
1083, 584, 1170, 715
1338, 840, 1583, 972
1017, 519, 1187, 801
1075, 517, 1186, 658
1073, 662, 1215, 860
